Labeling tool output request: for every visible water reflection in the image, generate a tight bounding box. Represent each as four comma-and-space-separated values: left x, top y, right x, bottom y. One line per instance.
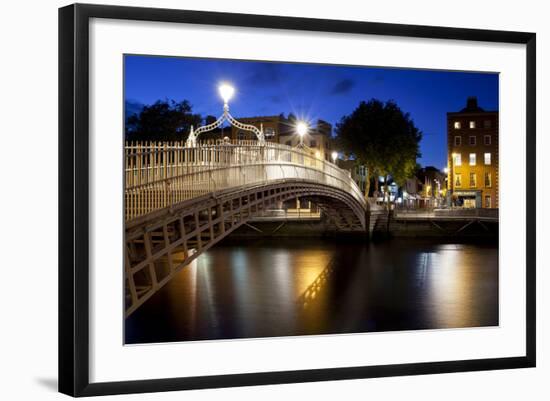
125, 238, 498, 344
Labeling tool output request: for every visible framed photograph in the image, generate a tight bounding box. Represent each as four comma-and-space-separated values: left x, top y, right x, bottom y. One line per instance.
59, 3, 536, 397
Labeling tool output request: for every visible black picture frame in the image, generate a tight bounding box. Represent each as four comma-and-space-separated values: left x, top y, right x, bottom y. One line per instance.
59, 3, 536, 397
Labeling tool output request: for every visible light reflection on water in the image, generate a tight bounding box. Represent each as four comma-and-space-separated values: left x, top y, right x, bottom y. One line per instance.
125, 238, 498, 344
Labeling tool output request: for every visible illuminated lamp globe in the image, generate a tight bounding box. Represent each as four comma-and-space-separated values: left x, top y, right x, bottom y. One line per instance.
296, 121, 308, 137
218, 83, 235, 104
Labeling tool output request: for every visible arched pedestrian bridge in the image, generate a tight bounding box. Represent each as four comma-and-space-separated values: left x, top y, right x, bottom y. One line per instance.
124, 140, 368, 316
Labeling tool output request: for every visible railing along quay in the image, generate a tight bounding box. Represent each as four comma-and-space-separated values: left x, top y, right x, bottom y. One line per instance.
125, 140, 365, 222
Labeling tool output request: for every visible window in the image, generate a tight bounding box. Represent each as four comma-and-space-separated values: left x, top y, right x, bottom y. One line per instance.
455, 173, 462, 187
484, 120, 492, 129
285, 140, 292, 146
469, 172, 477, 187
264, 127, 275, 138
454, 121, 461, 129
469, 121, 476, 129
469, 153, 476, 166
469, 136, 476, 146
310, 140, 317, 148
453, 153, 462, 166
454, 136, 462, 146
484, 152, 491, 165
485, 195, 491, 208
484, 172, 492, 187
237, 131, 246, 140
484, 135, 491, 145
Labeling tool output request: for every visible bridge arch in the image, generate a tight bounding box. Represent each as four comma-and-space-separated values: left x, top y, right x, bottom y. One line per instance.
124, 141, 368, 316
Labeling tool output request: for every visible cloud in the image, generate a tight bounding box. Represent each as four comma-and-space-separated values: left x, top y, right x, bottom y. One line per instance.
329, 78, 355, 95
245, 64, 283, 87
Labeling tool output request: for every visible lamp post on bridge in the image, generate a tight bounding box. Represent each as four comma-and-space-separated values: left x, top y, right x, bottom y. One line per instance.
296, 121, 308, 148
185, 83, 266, 147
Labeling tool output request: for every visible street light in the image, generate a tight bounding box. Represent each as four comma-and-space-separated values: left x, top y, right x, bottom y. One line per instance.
331, 151, 338, 163
218, 83, 235, 105
186, 83, 265, 147
296, 121, 308, 147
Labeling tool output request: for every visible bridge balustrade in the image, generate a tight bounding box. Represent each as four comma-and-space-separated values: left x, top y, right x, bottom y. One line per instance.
125, 140, 365, 221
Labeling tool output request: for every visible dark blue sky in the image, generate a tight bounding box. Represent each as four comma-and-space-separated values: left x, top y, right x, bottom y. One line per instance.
125, 55, 498, 168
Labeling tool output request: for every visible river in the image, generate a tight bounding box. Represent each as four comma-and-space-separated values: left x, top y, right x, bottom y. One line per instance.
125, 238, 498, 344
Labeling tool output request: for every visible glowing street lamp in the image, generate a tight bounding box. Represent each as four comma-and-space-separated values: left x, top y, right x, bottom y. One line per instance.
186, 82, 265, 147
296, 121, 308, 147
218, 83, 235, 107
331, 151, 338, 163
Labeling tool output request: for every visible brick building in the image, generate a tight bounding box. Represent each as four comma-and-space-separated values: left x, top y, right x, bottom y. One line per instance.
230, 115, 334, 161
447, 97, 498, 208
229, 115, 287, 143
279, 119, 333, 161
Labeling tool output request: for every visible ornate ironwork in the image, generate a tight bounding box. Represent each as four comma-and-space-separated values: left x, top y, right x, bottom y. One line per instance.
186, 103, 265, 147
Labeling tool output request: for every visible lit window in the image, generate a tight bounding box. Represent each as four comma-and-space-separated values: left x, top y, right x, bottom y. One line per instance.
470, 172, 477, 187
454, 121, 461, 129
469, 121, 476, 129
484, 153, 491, 165
454, 136, 462, 146
469, 136, 476, 146
484, 172, 492, 187
484, 135, 491, 145
454, 153, 462, 166
469, 153, 476, 166
484, 120, 492, 129
455, 173, 462, 187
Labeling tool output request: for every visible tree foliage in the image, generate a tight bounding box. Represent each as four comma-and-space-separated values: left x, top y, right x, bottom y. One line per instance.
204, 115, 218, 126
335, 99, 422, 197
125, 99, 202, 141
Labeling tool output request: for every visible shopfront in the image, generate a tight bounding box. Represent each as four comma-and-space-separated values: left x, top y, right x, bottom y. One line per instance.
452, 190, 482, 208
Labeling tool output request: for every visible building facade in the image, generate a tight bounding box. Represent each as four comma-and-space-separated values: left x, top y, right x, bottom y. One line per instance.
230, 115, 334, 162
337, 160, 368, 195
447, 97, 498, 208
417, 166, 447, 207
229, 115, 287, 143
279, 119, 333, 161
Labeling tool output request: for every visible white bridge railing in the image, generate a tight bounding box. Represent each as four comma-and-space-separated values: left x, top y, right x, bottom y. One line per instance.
125, 140, 366, 222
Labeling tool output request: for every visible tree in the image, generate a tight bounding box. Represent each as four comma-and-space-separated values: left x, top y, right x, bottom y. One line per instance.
204, 115, 218, 126
125, 99, 202, 141
335, 99, 422, 200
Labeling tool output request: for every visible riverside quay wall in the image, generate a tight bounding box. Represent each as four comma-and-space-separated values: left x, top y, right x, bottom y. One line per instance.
227, 208, 498, 239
